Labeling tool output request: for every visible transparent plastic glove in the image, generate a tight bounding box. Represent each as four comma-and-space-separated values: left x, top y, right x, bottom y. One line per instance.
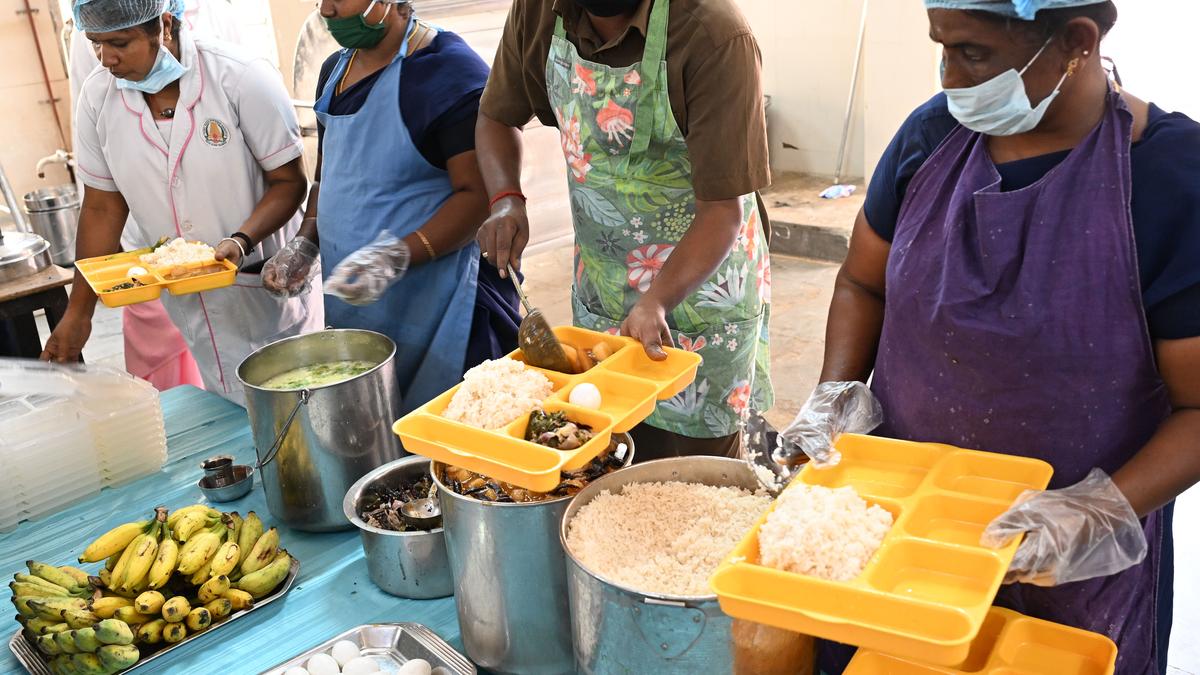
774, 381, 883, 468
982, 468, 1147, 587
324, 231, 411, 306
262, 236, 318, 298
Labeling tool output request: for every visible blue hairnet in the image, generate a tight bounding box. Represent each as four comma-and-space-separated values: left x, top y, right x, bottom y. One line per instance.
166, 0, 183, 19
74, 0, 172, 32
924, 0, 1108, 21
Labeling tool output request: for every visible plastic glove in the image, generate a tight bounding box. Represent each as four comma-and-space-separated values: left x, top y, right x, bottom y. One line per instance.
982, 468, 1147, 587
324, 231, 411, 306
262, 236, 318, 298
774, 381, 883, 468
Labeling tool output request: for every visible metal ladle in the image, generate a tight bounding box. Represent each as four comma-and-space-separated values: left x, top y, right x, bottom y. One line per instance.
400, 497, 442, 530
742, 409, 804, 496
505, 262, 577, 374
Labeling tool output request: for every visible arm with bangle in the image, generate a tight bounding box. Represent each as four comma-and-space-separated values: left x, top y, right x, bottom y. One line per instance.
214, 157, 307, 268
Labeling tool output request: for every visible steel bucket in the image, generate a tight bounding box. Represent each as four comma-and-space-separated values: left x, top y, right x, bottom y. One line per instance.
343, 456, 452, 599
433, 435, 634, 675
23, 186, 78, 266
238, 329, 404, 532
560, 456, 812, 674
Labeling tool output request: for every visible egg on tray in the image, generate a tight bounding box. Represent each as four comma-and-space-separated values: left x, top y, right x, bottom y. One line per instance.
397, 658, 433, 675
330, 640, 361, 667
305, 652, 340, 675
568, 382, 602, 409
340, 655, 381, 675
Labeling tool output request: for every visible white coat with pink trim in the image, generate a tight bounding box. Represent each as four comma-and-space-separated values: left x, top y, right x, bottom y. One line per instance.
74, 31, 323, 405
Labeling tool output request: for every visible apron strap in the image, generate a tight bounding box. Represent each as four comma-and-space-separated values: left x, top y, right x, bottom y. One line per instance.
628, 0, 670, 157
553, 13, 567, 40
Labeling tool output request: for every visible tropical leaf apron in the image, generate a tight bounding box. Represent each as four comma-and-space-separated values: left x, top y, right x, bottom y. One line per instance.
545, 0, 772, 438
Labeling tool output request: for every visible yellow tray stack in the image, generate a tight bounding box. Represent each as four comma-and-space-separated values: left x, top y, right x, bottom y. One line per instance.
77, 248, 237, 308
710, 434, 1054, 666
393, 326, 701, 492
846, 607, 1117, 675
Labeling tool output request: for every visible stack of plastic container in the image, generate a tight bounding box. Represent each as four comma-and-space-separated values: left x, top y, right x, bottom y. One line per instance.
0, 359, 167, 531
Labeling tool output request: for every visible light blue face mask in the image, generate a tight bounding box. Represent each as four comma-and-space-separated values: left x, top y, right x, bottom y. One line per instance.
943, 38, 1071, 136
116, 44, 188, 94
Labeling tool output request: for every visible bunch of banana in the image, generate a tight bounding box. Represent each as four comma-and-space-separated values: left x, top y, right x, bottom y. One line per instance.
35, 618, 139, 675
234, 550, 294, 599
11, 560, 98, 641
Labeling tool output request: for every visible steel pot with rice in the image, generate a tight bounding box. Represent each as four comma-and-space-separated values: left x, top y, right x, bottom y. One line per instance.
560, 456, 814, 675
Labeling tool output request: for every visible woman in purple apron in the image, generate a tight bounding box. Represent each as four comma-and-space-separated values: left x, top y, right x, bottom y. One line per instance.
777, 3, 1200, 674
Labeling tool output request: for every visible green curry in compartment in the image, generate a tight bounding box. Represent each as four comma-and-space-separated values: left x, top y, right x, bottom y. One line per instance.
260, 360, 377, 389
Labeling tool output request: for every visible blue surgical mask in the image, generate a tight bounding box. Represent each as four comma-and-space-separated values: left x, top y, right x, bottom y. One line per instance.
944, 38, 1070, 136
116, 45, 189, 94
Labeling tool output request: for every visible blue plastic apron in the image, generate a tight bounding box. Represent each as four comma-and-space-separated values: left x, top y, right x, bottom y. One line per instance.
315, 19, 479, 414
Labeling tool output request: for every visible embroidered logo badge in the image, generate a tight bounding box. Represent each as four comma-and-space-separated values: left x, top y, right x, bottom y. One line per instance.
202, 118, 228, 147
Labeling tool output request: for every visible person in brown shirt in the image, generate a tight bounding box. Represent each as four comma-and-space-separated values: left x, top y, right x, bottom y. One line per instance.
475, 0, 774, 461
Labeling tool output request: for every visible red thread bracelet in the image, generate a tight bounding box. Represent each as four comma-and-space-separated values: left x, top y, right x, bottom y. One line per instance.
489, 190, 527, 209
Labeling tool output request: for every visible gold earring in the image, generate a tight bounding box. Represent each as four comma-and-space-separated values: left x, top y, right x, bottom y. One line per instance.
1066, 57, 1080, 77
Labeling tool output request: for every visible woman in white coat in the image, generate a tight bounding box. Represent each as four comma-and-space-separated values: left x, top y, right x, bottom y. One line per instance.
43, 0, 323, 404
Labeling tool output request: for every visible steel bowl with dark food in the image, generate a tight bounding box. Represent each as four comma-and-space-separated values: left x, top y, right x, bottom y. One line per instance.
343, 456, 453, 599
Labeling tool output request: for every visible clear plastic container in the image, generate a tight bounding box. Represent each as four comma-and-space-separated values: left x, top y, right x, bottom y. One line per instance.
0, 359, 167, 526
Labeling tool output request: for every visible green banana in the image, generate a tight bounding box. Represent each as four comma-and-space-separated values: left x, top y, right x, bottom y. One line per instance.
104, 552, 120, 573
238, 527, 278, 576
27, 598, 89, 622
15, 572, 81, 597
236, 512, 263, 565
54, 630, 80, 654
11, 580, 72, 598
22, 616, 62, 635
69, 652, 107, 675
72, 627, 102, 653
93, 618, 134, 645
26, 561, 86, 594
61, 609, 100, 629
57, 566, 91, 588
36, 632, 62, 656
226, 512, 242, 549
234, 551, 291, 598
79, 520, 150, 563
98, 644, 140, 671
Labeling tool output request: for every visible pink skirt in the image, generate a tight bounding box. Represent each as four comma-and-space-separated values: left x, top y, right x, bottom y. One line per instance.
122, 299, 204, 391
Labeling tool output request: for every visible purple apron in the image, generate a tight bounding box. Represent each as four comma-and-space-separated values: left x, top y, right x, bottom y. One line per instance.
821, 90, 1173, 674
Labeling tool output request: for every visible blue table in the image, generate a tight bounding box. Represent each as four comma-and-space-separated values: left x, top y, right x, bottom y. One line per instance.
0, 386, 463, 674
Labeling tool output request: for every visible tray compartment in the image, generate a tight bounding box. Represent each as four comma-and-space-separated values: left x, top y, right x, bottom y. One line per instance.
160, 258, 237, 295
865, 540, 1001, 609
929, 451, 1053, 502
600, 343, 701, 399
506, 399, 614, 472
993, 617, 1117, 675
557, 369, 658, 433
900, 494, 1011, 547
806, 435, 946, 499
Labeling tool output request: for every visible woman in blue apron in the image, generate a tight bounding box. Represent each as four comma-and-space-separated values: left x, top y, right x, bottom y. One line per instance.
263, 0, 520, 412
776, 2, 1200, 674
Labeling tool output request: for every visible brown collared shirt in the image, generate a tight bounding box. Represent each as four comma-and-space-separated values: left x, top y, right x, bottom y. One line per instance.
480, 0, 771, 201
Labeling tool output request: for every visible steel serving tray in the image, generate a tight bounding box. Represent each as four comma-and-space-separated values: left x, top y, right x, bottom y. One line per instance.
8, 558, 300, 674
260, 622, 476, 675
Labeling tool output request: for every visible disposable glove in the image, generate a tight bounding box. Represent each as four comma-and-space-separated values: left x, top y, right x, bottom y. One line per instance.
324, 231, 411, 306
982, 468, 1147, 586
773, 381, 883, 468
262, 236, 319, 298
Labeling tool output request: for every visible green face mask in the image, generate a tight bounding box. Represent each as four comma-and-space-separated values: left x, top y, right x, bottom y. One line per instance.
324, 0, 391, 49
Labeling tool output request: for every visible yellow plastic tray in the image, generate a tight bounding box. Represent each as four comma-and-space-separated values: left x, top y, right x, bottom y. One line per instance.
846, 607, 1117, 675
710, 434, 1053, 666
77, 247, 237, 307
393, 326, 701, 492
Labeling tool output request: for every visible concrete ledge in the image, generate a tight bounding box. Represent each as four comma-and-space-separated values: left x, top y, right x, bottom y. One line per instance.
769, 221, 851, 263
762, 172, 863, 263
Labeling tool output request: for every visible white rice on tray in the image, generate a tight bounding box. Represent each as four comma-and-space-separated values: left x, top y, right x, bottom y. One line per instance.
139, 238, 215, 267
758, 484, 893, 582
442, 357, 554, 429
565, 481, 771, 596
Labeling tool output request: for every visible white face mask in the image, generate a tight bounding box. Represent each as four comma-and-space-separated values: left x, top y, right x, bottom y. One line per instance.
944, 38, 1071, 136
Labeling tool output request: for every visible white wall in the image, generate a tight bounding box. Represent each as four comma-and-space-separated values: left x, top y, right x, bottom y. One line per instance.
1104, 0, 1200, 117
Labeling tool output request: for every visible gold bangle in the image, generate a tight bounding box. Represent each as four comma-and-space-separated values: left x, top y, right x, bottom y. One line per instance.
414, 230, 436, 260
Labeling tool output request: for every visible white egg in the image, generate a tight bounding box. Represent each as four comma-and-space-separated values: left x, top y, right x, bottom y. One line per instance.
305, 653, 340, 675
568, 382, 603, 409
283, 668, 310, 675
330, 640, 361, 667
397, 659, 433, 675
127, 266, 149, 277
341, 656, 381, 675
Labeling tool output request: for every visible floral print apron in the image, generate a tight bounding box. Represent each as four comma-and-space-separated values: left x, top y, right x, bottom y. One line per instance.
545, 0, 772, 438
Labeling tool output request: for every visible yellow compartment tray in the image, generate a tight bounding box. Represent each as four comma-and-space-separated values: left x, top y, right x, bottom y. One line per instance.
393, 326, 701, 492
77, 246, 237, 308
710, 434, 1053, 666
846, 607, 1117, 675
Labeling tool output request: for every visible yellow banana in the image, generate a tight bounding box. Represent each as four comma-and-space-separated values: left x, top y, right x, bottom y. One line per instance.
61, 609, 100, 630
161, 596, 190, 623
104, 552, 120, 572
203, 597, 232, 619
238, 528, 278, 576
177, 526, 224, 575
197, 575, 230, 604
236, 512, 263, 566
88, 597, 132, 620
162, 621, 186, 643
210, 541, 240, 578
79, 520, 150, 564
136, 618, 166, 645
188, 554, 217, 586
222, 588, 254, 611
58, 566, 91, 588
134, 591, 165, 615
166, 504, 214, 530
173, 511, 218, 542
106, 538, 139, 592
117, 528, 160, 592
97, 569, 112, 589
226, 512, 243, 549
234, 551, 292, 599
146, 536, 179, 590
184, 607, 211, 632
113, 606, 153, 626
